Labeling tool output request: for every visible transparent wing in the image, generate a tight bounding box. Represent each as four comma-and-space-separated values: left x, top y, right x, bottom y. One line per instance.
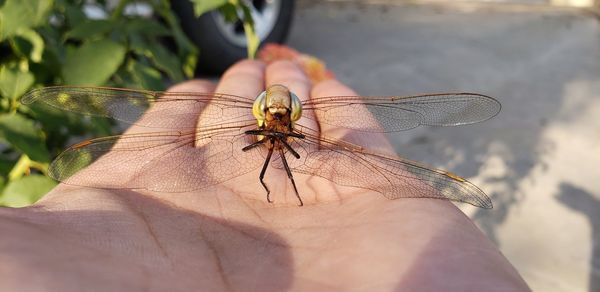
274, 126, 492, 208
49, 121, 266, 192
21, 86, 256, 130
303, 93, 501, 132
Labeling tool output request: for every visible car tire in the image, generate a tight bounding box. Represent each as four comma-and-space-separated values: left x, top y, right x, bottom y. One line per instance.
171, 0, 295, 75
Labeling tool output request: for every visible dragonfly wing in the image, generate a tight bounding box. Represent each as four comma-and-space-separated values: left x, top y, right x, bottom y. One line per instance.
273, 129, 492, 208
303, 93, 501, 132
138, 125, 266, 192
22, 86, 255, 130
51, 122, 266, 192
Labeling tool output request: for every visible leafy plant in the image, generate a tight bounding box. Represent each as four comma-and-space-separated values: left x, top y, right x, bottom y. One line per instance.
0, 0, 258, 207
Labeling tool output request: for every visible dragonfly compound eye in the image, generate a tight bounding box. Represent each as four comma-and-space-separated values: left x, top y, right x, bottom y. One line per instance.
290, 92, 303, 122
252, 91, 267, 122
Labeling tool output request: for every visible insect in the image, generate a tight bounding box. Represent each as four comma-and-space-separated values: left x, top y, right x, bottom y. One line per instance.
22, 84, 500, 207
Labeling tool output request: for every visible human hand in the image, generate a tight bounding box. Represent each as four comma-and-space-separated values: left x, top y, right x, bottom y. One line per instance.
0, 60, 529, 291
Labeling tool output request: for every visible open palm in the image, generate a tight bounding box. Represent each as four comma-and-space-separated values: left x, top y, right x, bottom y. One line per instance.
0, 60, 528, 291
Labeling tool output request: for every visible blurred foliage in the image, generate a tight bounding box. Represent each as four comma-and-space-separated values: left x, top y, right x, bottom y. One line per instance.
0, 0, 258, 207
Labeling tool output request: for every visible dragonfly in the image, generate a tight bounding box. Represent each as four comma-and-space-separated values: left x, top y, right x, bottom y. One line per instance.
21, 84, 500, 208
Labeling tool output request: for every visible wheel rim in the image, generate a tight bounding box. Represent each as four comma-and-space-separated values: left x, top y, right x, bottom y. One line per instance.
211, 0, 282, 47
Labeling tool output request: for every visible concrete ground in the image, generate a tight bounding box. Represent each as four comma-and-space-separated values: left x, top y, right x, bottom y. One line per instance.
287, 1, 600, 291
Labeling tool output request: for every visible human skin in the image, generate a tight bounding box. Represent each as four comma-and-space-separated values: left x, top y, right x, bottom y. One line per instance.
0, 60, 529, 291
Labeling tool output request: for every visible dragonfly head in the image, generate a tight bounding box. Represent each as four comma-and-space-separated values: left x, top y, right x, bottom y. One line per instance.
253, 84, 302, 124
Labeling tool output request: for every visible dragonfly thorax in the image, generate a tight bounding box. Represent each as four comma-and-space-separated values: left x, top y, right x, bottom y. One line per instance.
252, 84, 302, 127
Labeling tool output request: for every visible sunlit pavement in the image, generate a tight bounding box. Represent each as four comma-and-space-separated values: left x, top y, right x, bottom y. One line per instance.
288, 1, 600, 291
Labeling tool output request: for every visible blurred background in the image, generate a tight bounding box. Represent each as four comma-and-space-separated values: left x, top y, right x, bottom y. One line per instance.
1, 0, 599, 291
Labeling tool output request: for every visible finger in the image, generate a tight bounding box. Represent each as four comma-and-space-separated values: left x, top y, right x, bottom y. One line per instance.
168, 79, 216, 94
165, 79, 216, 129
193, 60, 265, 148
311, 79, 395, 155
203, 59, 265, 125
264, 60, 318, 131
216, 59, 265, 97
125, 80, 216, 135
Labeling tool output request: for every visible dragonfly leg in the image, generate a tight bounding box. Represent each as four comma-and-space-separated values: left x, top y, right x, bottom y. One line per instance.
260, 144, 274, 203
245, 129, 272, 136
246, 129, 305, 140
287, 132, 305, 139
279, 148, 303, 206
246, 129, 303, 139
279, 138, 300, 159
242, 138, 266, 152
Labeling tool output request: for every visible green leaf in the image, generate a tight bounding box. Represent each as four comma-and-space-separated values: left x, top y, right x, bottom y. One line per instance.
29, 54, 60, 85
0, 175, 56, 207
37, 26, 65, 61
183, 53, 198, 79
64, 19, 114, 40
218, 3, 238, 23
146, 43, 184, 81
0, 113, 50, 162
0, 65, 35, 100
0, 0, 53, 40
190, 0, 228, 17
128, 60, 163, 90
63, 39, 126, 85
0, 156, 15, 176
123, 18, 170, 37
0, 176, 5, 193
130, 37, 184, 81
11, 28, 45, 62
153, 3, 198, 74
64, 3, 87, 27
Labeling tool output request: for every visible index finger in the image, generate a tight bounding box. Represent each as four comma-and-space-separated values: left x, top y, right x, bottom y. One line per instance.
215, 60, 265, 99
195, 60, 266, 132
